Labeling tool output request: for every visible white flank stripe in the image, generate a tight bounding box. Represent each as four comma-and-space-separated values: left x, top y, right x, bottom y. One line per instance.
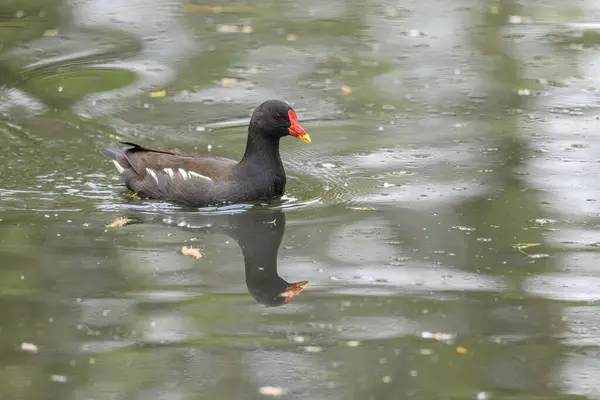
188, 171, 213, 182
178, 168, 189, 180
164, 168, 175, 179
146, 168, 159, 184
112, 160, 125, 174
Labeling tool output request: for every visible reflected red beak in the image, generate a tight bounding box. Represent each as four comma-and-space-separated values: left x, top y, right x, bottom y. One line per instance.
288, 110, 311, 144
279, 280, 309, 303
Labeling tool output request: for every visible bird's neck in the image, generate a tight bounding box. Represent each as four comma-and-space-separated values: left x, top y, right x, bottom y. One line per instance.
239, 132, 284, 173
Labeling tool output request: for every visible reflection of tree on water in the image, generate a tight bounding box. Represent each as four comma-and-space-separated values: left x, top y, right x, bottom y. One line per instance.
164, 208, 307, 307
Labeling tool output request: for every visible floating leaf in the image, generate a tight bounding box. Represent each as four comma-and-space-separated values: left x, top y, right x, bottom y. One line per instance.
106, 217, 130, 228
456, 346, 468, 354
181, 246, 202, 259
341, 85, 352, 95
149, 90, 166, 98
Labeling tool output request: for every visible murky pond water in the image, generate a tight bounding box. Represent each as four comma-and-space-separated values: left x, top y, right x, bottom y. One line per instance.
2, 0, 600, 398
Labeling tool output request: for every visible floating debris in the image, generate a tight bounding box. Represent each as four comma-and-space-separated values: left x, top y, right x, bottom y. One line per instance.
286, 33, 298, 41
341, 85, 352, 95
183, 4, 257, 13
216, 24, 240, 33
517, 88, 531, 96
150, 90, 167, 98
456, 346, 468, 354
349, 206, 377, 211
106, 217, 130, 228
43, 29, 58, 37
259, 386, 287, 397
513, 242, 542, 257
21, 342, 39, 354
421, 331, 456, 342
477, 391, 490, 400
242, 25, 253, 33
181, 246, 202, 259
346, 340, 361, 347
320, 162, 337, 169
302, 346, 323, 353
50, 374, 68, 383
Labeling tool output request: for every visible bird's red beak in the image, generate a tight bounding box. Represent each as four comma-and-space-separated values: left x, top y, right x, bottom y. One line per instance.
279, 280, 309, 303
288, 110, 311, 144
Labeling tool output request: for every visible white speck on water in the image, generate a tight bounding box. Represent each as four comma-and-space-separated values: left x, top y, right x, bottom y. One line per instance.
21, 342, 39, 353
477, 392, 490, 400
207, 144, 213, 151
382, 376, 392, 383
320, 162, 336, 168
346, 340, 361, 347
196, 126, 206, 132
383, 182, 395, 188
151, 321, 156, 327
377, 125, 384, 131
292, 335, 305, 343
15, 10, 24, 18
216, 24, 240, 33
409, 370, 418, 377
58, 86, 63, 92
508, 15, 522, 24
51, 374, 68, 383
259, 386, 287, 397
20, 275, 24, 280
303, 346, 323, 353
407, 29, 420, 37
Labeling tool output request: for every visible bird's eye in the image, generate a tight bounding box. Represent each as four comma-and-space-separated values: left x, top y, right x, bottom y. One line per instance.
273, 113, 282, 120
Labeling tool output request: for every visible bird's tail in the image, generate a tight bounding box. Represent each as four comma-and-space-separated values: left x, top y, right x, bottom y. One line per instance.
100, 147, 122, 160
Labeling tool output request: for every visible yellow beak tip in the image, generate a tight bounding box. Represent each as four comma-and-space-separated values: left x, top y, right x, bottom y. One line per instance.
299, 134, 311, 144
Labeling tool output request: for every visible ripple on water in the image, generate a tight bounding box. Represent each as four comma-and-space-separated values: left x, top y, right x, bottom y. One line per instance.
524, 273, 600, 302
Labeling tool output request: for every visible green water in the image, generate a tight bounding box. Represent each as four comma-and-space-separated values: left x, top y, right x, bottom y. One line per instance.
1, 0, 600, 399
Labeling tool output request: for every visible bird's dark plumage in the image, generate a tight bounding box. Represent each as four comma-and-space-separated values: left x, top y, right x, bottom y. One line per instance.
100, 100, 311, 207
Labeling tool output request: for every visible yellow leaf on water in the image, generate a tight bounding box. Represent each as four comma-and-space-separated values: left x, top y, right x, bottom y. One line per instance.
181, 246, 202, 259
456, 346, 468, 354
106, 217, 130, 228
150, 90, 167, 98
341, 85, 352, 95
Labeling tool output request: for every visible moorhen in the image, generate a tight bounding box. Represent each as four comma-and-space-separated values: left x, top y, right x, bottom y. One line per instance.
100, 100, 311, 207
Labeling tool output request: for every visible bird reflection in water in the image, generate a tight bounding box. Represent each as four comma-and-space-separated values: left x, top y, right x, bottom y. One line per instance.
163, 208, 307, 306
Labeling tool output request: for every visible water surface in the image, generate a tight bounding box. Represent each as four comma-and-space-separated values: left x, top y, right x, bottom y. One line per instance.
1, 0, 600, 398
